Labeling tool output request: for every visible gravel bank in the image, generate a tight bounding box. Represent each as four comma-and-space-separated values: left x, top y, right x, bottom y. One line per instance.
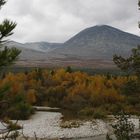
17, 112, 108, 139
1, 111, 139, 139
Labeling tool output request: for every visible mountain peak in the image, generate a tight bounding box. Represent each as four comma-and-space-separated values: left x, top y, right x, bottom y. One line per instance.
65, 25, 140, 45
85, 25, 122, 33
95, 24, 110, 27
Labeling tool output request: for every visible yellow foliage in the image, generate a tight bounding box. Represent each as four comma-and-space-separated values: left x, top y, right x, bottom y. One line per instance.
0, 68, 137, 108
26, 89, 36, 104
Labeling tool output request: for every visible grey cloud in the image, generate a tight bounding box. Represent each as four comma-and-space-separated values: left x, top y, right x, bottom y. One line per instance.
0, 0, 139, 43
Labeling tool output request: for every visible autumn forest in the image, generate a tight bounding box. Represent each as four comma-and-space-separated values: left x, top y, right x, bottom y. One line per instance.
0, 65, 139, 120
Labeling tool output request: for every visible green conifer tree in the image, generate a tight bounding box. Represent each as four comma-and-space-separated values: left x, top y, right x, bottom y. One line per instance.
0, 0, 21, 117
0, 0, 21, 72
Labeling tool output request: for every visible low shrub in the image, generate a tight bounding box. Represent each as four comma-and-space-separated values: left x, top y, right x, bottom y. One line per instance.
92, 108, 107, 119
7, 102, 34, 120
79, 107, 107, 119
79, 107, 94, 116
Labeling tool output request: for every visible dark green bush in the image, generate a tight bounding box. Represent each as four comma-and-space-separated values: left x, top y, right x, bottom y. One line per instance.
127, 96, 140, 106
79, 107, 107, 119
121, 80, 140, 95
46, 87, 67, 107
107, 103, 124, 114
7, 102, 34, 120
92, 108, 107, 119
79, 107, 94, 116
107, 111, 135, 140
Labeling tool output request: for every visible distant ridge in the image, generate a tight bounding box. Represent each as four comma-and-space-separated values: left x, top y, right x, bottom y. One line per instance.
7, 25, 140, 68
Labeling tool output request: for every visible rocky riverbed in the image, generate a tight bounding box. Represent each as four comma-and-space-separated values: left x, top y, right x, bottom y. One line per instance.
17, 111, 108, 139
0, 111, 140, 139
17, 111, 140, 139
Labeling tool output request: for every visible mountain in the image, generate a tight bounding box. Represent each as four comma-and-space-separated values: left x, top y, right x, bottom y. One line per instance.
6, 25, 140, 68
50, 25, 140, 60
24, 42, 63, 52
6, 41, 47, 61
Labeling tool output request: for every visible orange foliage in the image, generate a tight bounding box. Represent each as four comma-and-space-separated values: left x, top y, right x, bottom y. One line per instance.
26, 89, 36, 104
0, 68, 136, 108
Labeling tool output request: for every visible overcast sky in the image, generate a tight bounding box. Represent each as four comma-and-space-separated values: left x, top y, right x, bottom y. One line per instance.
0, 0, 139, 43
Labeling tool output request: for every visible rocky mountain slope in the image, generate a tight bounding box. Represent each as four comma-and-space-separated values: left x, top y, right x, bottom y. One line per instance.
50, 25, 140, 60
6, 25, 140, 68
